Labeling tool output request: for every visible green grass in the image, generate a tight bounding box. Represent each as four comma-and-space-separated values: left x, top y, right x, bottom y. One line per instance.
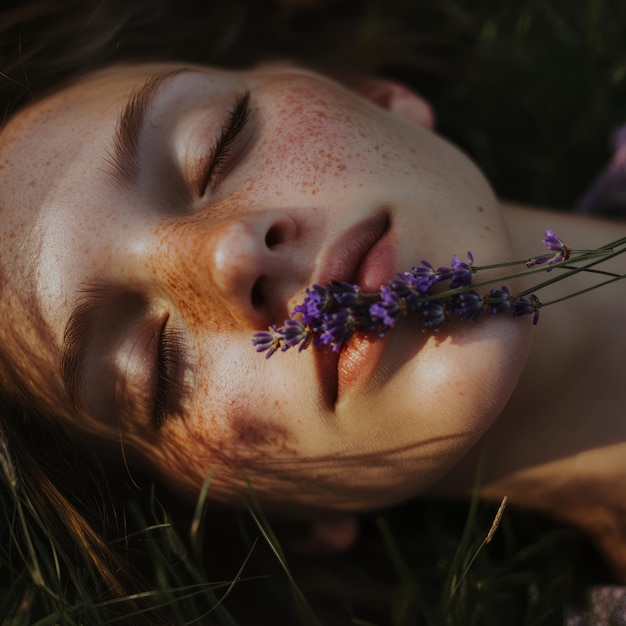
426, 0, 626, 210
1, 479, 586, 625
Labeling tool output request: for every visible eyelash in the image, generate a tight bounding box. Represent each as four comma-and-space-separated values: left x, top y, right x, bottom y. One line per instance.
153, 321, 183, 431
201, 90, 251, 194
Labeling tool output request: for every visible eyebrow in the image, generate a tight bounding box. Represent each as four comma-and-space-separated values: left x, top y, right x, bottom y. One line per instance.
61, 283, 117, 413
107, 68, 191, 189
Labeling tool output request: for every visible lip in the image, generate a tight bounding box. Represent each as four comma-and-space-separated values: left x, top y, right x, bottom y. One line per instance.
312, 212, 395, 409
338, 222, 396, 401
312, 212, 390, 287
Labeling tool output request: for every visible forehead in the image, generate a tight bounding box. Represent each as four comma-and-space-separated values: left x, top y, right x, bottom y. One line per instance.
0, 68, 137, 305
1, 63, 182, 192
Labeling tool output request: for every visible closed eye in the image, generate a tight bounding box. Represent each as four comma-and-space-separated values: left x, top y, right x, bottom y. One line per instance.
200, 90, 251, 195
153, 317, 186, 431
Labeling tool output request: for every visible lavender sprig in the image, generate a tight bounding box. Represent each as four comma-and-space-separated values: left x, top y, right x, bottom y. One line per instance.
252, 231, 626, 357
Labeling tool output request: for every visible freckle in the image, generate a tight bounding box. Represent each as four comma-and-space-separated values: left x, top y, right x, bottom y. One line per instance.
484, 225, 491, 232
458, 391, 465, 396
28, 180, 36, 187
477, 206, 484, 213
311, 188, 318, 195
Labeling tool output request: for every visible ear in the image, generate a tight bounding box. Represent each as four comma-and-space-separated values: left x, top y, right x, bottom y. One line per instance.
355, 77, 435, 130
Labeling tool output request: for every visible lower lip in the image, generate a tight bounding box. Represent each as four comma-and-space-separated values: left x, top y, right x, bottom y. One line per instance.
337, 228, 396, 400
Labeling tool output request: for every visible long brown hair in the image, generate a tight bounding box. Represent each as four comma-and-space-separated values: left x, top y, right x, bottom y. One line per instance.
0, 0, 442, 125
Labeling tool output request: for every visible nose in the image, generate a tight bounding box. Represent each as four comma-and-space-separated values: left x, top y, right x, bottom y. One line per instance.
169, 212, 306, 329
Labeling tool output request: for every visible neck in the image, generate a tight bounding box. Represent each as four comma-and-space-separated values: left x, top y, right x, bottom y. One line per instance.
429, 202, 626, 579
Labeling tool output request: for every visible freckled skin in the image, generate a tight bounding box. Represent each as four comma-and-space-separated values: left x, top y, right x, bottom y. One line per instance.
0, 63, 532, 514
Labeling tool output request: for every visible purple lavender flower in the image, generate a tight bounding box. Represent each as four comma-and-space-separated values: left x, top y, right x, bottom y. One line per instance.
486, 286, 513, 314
449, 290, 484, 321
292, 284, 331, 326
328, 281, 363, 307
251, 228, 586, 358
280, 319, 313, 352
399, 259, 443, 293
369, 285, 405, 334
525, 255, 554, 268
386, 279, 425, 313
542, 229, 567, 252
527, 230, 569, 267
448, 252, 475, 289
422, 301, 446, 329
252, 325, 284, 358
319, 310, 357, 352
512, 294, 542, 325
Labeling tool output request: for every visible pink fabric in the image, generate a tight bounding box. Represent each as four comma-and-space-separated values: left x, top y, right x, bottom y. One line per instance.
567, 585, 626, 625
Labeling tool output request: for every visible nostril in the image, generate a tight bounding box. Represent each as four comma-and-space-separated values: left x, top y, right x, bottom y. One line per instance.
265, 225, 283, 248
251, 276, 265, 310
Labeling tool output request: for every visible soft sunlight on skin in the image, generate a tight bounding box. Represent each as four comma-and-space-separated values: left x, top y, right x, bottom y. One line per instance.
0, 63, 532, 513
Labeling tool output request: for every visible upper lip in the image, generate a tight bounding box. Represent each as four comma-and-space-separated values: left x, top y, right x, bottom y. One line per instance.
311, 212, 390, 409
313, 212, 390, 286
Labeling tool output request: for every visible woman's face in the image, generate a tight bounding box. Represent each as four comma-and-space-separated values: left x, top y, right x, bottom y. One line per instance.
0, 63, 531, 513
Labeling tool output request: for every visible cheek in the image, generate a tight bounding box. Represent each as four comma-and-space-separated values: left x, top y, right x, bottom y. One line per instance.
386, 317, 530, 457
250, 83, 402, 197
429, 317, 531, 440
142, 375, 303, 501
148, 222, 234, 331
